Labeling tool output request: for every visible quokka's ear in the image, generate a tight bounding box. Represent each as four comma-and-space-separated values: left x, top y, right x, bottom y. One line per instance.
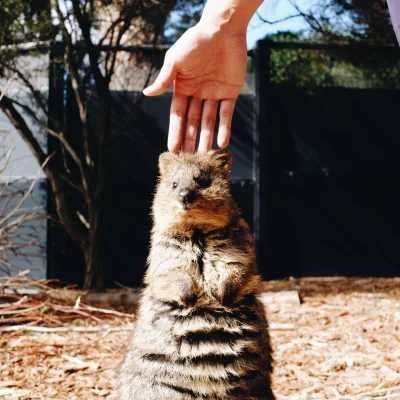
209, 149, 232, 176
158, 152, 177, 175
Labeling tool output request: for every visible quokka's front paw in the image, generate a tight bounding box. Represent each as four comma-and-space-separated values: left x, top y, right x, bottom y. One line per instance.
179, 276, 198, 307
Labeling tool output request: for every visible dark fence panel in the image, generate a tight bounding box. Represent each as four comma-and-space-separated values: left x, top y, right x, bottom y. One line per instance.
275, 174, 400, 278
256, 42, 400, 279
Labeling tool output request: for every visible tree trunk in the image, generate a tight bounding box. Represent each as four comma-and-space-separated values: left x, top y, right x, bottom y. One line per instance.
82, 89, 111, 290
83, 203, 106, 290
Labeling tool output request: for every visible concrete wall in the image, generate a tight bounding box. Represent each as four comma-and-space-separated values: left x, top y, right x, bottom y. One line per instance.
0, 64, 48, 278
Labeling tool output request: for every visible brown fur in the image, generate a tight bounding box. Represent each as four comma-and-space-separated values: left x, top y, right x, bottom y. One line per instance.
118, 150, 275, 400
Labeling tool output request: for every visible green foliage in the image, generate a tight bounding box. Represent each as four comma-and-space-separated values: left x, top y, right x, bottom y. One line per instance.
265, 32, 333, 87
0, 0, 54, 46
324, 0, 396, 44
264, 31, 400, 88
285, 0, 397, 45
0, 0, 54, 78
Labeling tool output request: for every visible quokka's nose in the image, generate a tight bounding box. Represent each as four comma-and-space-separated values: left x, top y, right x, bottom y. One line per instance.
179, 189, 195, 205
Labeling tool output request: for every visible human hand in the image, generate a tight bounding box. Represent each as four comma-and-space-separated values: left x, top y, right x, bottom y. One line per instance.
143, 21, 247, 153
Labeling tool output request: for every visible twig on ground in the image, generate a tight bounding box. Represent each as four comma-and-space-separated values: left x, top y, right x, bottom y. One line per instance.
0, 325, 134, 333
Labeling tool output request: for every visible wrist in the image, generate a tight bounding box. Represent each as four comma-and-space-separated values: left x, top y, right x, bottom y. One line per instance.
200, 0, 262, 34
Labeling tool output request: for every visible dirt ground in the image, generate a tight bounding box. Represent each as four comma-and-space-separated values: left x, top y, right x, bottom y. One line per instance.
1, 277, 399, 400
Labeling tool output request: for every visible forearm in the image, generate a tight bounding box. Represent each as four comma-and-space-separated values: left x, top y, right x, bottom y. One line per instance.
387, 0, 400, 45
200, 0, 263, 33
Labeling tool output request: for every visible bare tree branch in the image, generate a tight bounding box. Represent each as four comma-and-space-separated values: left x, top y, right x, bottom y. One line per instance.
286, 0, 333, 37
0, 136, 15, 175
70, 0, 108, 94
0, 96, 88, 249
0, 96, 48, 166
0, 154, 50, 230
98, 5, 124, 47
7, 65, 49, 116
53, 0, 92, 170
0, 134, 47, 273
256, 11, 303, 25
106, 3, 141, 80
7, 97, 90, 204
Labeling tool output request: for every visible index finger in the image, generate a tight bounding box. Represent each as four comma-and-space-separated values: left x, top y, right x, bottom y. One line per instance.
168, 91, 188, 152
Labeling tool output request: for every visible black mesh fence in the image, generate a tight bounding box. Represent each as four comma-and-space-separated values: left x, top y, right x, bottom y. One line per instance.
255, 41, 400, 279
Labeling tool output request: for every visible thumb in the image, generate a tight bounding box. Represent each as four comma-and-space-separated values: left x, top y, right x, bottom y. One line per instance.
143, 60, 177, 96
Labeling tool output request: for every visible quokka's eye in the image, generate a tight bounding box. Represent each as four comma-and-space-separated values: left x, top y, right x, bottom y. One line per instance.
196, 177, 211, 189
172, 182, 178, 189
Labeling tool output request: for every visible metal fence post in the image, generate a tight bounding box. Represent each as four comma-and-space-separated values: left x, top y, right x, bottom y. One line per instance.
254, 40, 271, 278
47, 41, 66, 279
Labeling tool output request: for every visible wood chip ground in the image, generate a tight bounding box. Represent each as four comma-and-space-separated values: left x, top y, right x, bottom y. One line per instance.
1, 277, 399, 399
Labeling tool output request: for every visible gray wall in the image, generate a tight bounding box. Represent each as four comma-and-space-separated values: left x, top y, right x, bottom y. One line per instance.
0, 82, 48, 279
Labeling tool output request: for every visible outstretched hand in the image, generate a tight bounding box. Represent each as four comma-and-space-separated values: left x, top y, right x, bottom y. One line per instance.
143, 21, 248, 153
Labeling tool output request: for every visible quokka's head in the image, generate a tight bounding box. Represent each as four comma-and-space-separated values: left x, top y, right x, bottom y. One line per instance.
153, 150, 233, 231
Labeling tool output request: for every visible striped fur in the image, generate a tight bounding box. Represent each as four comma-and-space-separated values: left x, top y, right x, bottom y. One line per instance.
118, 151, 275, 399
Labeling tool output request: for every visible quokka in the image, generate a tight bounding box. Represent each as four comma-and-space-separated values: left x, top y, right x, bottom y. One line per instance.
118, 150, 275, 400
